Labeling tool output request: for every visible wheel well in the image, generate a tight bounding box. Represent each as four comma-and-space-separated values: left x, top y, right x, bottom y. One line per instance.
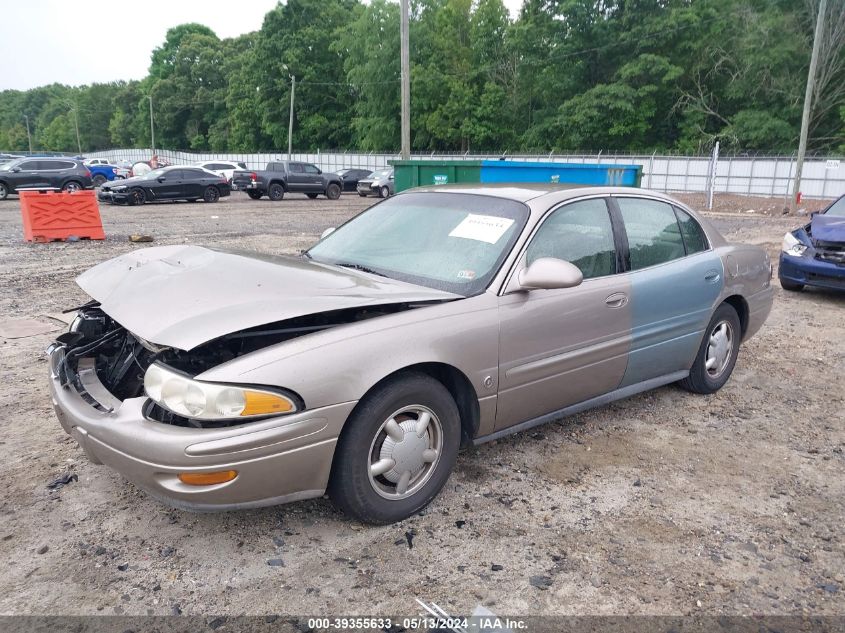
357, 363, 481, 447
722, 295, 749, 338
269, 180, 286, 191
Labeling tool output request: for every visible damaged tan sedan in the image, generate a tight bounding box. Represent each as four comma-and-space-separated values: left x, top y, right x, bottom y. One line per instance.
49, 185, 773, 524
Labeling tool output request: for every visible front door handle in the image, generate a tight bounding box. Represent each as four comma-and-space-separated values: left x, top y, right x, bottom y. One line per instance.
704, 270, 721, 283
605, 292, 628, 308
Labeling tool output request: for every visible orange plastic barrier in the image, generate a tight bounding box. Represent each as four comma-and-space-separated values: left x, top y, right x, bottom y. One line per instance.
19, 189, 105, 242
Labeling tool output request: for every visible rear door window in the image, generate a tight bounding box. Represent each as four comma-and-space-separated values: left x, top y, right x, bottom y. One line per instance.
289, 163, 304, 173
674, 208, 709, 254
617, 198, 686, 270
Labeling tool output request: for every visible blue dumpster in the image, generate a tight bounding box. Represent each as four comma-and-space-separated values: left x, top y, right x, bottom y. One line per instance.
479, 160, 641, 187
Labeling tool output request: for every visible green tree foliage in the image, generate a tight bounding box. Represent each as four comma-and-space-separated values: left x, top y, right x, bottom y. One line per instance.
1, 0, 843, 154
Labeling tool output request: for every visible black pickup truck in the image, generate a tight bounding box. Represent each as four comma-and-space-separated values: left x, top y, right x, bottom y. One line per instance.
232, 160, 343, 201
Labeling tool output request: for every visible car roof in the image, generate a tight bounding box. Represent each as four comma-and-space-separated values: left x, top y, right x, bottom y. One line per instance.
408, 183, 585, 202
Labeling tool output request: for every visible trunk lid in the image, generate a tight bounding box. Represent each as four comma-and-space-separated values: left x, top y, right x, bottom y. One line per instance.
77, 245, 459, 350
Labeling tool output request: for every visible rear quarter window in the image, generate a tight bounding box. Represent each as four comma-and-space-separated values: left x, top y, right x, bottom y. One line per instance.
674, 208, 709, 254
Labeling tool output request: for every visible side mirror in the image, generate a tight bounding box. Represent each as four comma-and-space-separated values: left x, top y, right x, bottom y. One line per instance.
518, 258, 583, 290
157, 176, 166, 183
321, 227, 336, 239
317, 168, 322, 174
12, 167, 20, 172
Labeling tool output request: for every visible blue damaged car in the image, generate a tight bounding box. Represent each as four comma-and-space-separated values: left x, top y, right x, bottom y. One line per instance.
779, 194, 845, 292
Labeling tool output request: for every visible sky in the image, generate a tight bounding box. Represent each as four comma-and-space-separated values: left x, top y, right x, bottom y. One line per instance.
1, 0, 524, 91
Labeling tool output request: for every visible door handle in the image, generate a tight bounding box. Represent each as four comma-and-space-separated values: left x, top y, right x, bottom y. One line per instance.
704, 270, 721, 283
605, 292, 628, 308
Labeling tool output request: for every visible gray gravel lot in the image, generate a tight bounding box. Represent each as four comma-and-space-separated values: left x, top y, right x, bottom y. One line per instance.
0, 191, 843, 617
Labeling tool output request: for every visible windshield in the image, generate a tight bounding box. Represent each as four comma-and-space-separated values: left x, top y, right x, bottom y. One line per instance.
307, 192, 529, 296
827, 196, 845, 217
0, 159, 20, 171
144, 168, 168, 180
371, 169, 392, 179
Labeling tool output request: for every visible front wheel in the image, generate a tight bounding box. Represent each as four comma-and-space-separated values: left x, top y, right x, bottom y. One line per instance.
203, 186, 220, 203
0, 182, 8, 200
380, 186, 390, 199
246, 190, 264, 200
268, 183, 285, 201
325, 183, 341, 200
127, 187, 146, 206
329, 373, 460, 524
679, 303, 741, 395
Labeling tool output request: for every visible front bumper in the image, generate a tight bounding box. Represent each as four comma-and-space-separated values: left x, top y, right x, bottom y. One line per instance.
98, 190, 130, 204
779, 252, 845, 291
48, 347, 355, 510
357, 183, 377, 196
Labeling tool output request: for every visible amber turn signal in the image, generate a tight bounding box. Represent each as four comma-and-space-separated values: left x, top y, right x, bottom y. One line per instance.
177, 470, 238, 486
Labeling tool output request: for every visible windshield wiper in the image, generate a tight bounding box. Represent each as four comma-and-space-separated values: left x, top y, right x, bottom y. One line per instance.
335, 262, 387, 277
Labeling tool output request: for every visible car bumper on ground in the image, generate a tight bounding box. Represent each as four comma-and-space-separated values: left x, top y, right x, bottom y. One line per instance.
779, 252, 845, 291
48, 347, 355, 510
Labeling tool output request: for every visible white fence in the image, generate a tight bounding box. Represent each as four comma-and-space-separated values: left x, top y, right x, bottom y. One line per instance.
81, 148, 845, 200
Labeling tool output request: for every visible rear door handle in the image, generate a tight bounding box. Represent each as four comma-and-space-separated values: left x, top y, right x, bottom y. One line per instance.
704, 270, 721, 283
605, 292, 628, 308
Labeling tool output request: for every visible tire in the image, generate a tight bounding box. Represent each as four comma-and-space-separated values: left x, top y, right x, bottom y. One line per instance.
0, 182, 8, 200
127, 188, 146, 206
325, 183, 341, 200
329, 372, 461, 524
268, 183, 285, 201
306, 193, 319, 199
92, 174, 107, 187
62, 180, 83, 193
246, 190, 264, 200
380, 186, 390, 199
203, 186, 220, 203
358, 192, 367, 197
679, 303, 741, 395
779, 277, 804, 292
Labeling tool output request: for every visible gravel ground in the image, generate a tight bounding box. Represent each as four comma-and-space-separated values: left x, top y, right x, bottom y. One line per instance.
0, 190, 843, 618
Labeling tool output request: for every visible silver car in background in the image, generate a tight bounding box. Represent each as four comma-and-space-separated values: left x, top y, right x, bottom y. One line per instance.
357, 168, 394, 198
48, 185, 772, 524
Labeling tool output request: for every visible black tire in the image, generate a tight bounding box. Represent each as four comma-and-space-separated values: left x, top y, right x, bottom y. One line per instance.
329, 372, 460, 524
268, 183, 285, 201
380, 186, 390, 199
358, 192, 367, 197
92, 174, 107, 187
779, 277, 804, 292
203, 186, 220, 203
127, 188, 146, 206
306, 193, 319, 199
62, 180, 83, 193
246, 190, 264, 200
679, 303, 741, 395
325, 183, 341, 200
0, 182, 8, 200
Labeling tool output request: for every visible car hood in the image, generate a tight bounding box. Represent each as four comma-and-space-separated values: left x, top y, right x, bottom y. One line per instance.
103, 175, 149, 188
811, 214, 845, 243
76, 245, 460, 350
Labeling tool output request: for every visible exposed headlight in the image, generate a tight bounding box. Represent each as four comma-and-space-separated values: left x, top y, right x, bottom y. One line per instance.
143, 363, 298, 420
111, 185, 127, 191
781, 232, 807, 257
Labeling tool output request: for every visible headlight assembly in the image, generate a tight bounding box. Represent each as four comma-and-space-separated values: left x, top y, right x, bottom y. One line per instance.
144, 362, 298, 421
781, 232, 807, 257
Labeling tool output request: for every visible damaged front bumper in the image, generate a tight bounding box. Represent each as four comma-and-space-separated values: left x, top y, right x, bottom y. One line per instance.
779, 251, 845, 291
48, 345, 355, 510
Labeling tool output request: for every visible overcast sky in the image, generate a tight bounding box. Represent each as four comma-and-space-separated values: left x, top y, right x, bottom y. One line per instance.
1, 0, 524, 91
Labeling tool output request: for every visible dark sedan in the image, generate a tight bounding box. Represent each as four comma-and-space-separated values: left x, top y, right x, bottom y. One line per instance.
337, 168, 373, 192
99, 166, 231, 205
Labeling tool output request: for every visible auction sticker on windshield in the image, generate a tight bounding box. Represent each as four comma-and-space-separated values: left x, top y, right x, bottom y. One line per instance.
449, 214, 515, 244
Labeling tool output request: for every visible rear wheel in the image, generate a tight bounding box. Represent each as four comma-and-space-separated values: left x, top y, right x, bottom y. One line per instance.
203, 186, 220, 203
246, 190, 264, 200
127, 188, 146, 206
326, 183, 341, 200
62, 180, 83, 193
268, 183, 285, 201
329, 372, 460, 524
679, 303, 741, 395
92, 174, 107, 187
0, 182, 8, 200
306, 193, 318, 199
779, 277, 804, 292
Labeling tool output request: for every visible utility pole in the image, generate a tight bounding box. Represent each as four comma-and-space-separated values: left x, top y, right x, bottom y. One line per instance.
791, 0, 827, 212
148, 95, 155, 153
72, 108, 81, 154
400, 0, 410, 159
288, 75, 296, 160
23, 115, 32, 154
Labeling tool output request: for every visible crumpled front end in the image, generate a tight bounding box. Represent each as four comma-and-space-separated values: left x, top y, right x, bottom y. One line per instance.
779, 220, 845, 292
47, 306, 353, 510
